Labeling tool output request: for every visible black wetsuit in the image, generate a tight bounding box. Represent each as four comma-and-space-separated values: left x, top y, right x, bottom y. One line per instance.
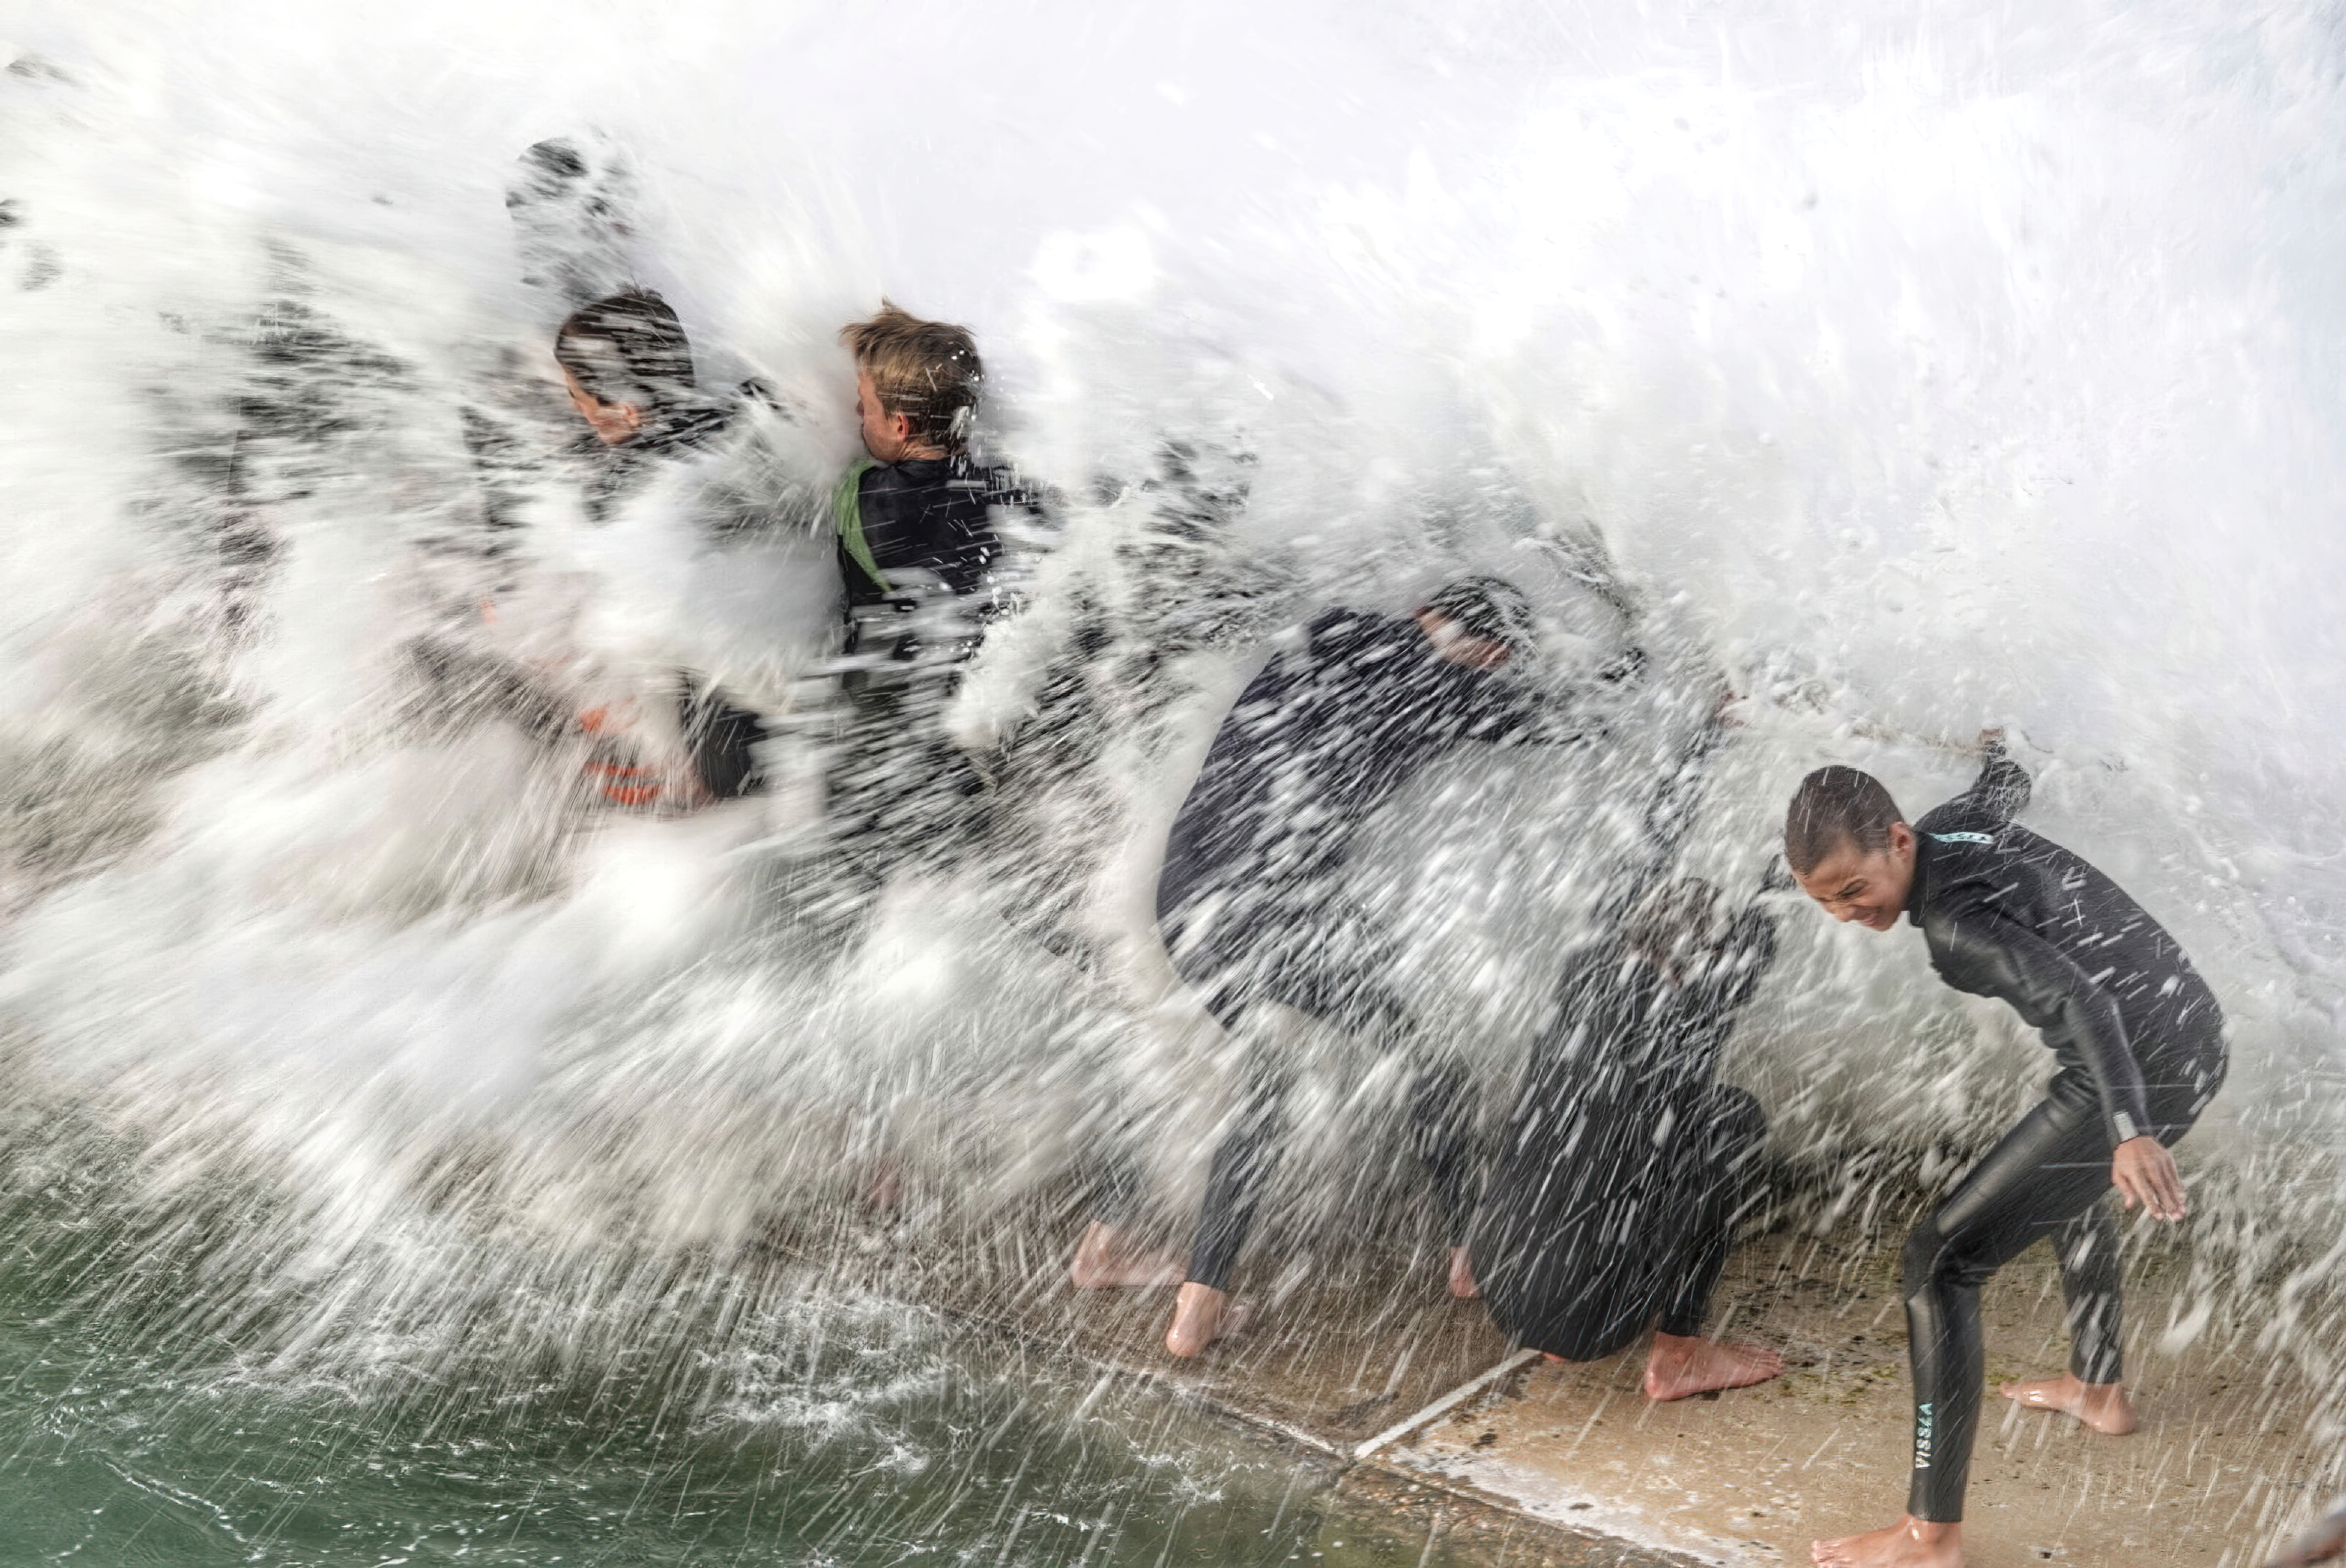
1154, 608, 1589, 1293
1471, 906, 1778, 1359
834, 453, 1020, 664
577, 400, 734, 526
1897, 754, 2226, 1523
577, 399, 771, 800
817, 453, 1033, 862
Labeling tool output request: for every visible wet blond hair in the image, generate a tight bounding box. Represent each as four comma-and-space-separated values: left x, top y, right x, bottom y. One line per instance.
840, 303, 983, 453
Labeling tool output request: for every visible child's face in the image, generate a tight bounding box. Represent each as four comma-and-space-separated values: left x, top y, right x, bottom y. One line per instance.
855, 369, 917, 460
1791, 825, 1917, 932
563, 367, 643, 445
1413, 610, 1513, 671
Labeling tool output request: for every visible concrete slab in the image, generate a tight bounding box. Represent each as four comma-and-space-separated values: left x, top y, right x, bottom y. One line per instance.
796, 1202, 2339, 1568
1370, 1232, 2336, 1568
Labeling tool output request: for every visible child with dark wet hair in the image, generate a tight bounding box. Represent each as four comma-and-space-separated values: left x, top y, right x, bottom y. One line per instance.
1470, 875, 1786, 1401
1786, 742, 2225, 1568
546, 289, 780, 807
1071, 575, 1611, 1358
555, 291, 735, 487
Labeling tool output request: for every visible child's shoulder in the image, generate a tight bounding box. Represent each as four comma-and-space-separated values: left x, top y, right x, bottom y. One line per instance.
1915, 794, 2006, 845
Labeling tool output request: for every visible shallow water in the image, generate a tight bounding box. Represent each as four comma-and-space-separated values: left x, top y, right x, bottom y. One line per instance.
0, 1266, 1458, 1567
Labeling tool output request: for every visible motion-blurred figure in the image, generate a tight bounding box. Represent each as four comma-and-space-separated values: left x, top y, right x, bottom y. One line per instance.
1073, 577, 1605, 1357
1787, 742, 2228, 1568
1470, 875, 1786, 1400
506, 135, 636, 320
553, 288, 784, 808
823, 305, 1033, 877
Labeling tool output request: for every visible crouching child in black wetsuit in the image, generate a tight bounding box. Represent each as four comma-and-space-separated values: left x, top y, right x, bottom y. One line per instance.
555, 289, 772, 807
1072, 577, 1603, 1358
824, 305, 1031, 875
1471, 877, 1788, 1401
1786, 746, 2227, 1568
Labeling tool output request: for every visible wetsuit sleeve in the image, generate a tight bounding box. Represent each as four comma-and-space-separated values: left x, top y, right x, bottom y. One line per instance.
1511, 951, 1611, 1127
1704, 905, 1778, 1015
1935, 910, 2155, 1148
1458, 683, 1600, 750
1633, 712, 1734, 865
1586, 714, 1735, 930
1952, 745, 2032, 825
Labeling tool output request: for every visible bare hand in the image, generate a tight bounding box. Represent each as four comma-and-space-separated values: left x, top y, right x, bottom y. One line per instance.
2112, 1135, 2188, 1221
1713, 680, 1745, 727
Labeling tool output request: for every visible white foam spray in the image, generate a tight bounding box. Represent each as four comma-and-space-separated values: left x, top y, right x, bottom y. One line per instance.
0, 0, 2340, 1532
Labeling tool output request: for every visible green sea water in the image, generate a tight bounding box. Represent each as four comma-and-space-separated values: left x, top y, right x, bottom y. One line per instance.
0, 1264, 1467, 1567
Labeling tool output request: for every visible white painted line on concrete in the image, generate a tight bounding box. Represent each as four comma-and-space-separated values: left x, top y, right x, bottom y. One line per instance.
1352, 1348, 1541, 1462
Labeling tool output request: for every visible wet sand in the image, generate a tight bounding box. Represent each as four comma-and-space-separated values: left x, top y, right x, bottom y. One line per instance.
864, 1208, 2338, 1568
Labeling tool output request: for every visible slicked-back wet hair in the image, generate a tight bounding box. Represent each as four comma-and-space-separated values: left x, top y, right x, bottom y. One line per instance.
1784, 765, 1905, 876
555, 289, 695, 410
841, 303, 982, 452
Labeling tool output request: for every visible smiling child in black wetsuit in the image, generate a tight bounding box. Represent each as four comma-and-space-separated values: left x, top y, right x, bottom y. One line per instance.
1785, 744, 2226, 1568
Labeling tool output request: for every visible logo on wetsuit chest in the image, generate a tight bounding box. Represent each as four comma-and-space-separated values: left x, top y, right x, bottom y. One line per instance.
1914, 1403, 1934, 1469
1929, 832, 1995, 846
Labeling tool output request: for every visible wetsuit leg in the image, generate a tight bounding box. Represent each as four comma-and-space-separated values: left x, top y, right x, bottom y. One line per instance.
2053, 1205, 2125, 1386
1407, 1053, 1481, 1248
1901, 1064, 2217, 1523
2054, 1040, 2227, 1385
1656, 1084, 1767, 1338
1474, 1085, 1761, 1363
1186, 1048, 1292, 1293
1478, 1222, 1653, 1364
822, 674, 987, 897
1188, 1038, 1472, 1291
681, 673, 767, 800
825, 679, 903, 849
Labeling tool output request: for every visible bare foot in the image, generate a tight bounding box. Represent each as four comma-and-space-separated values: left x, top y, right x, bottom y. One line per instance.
1164, 1282, 1251, 1358
1449, 1245, 1481, 1299
1811, 1516, 1963, 1567
1068, 1221, 1183, 1290
1998, 1371, 2138, 1434
1643, 1331, 1786, 1400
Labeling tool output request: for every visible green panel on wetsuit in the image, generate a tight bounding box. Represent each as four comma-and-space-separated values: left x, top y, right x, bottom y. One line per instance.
832, 458, 888, 593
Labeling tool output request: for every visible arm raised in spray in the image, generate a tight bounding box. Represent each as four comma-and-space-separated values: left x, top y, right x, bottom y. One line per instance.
1951, 731, 2031, 825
